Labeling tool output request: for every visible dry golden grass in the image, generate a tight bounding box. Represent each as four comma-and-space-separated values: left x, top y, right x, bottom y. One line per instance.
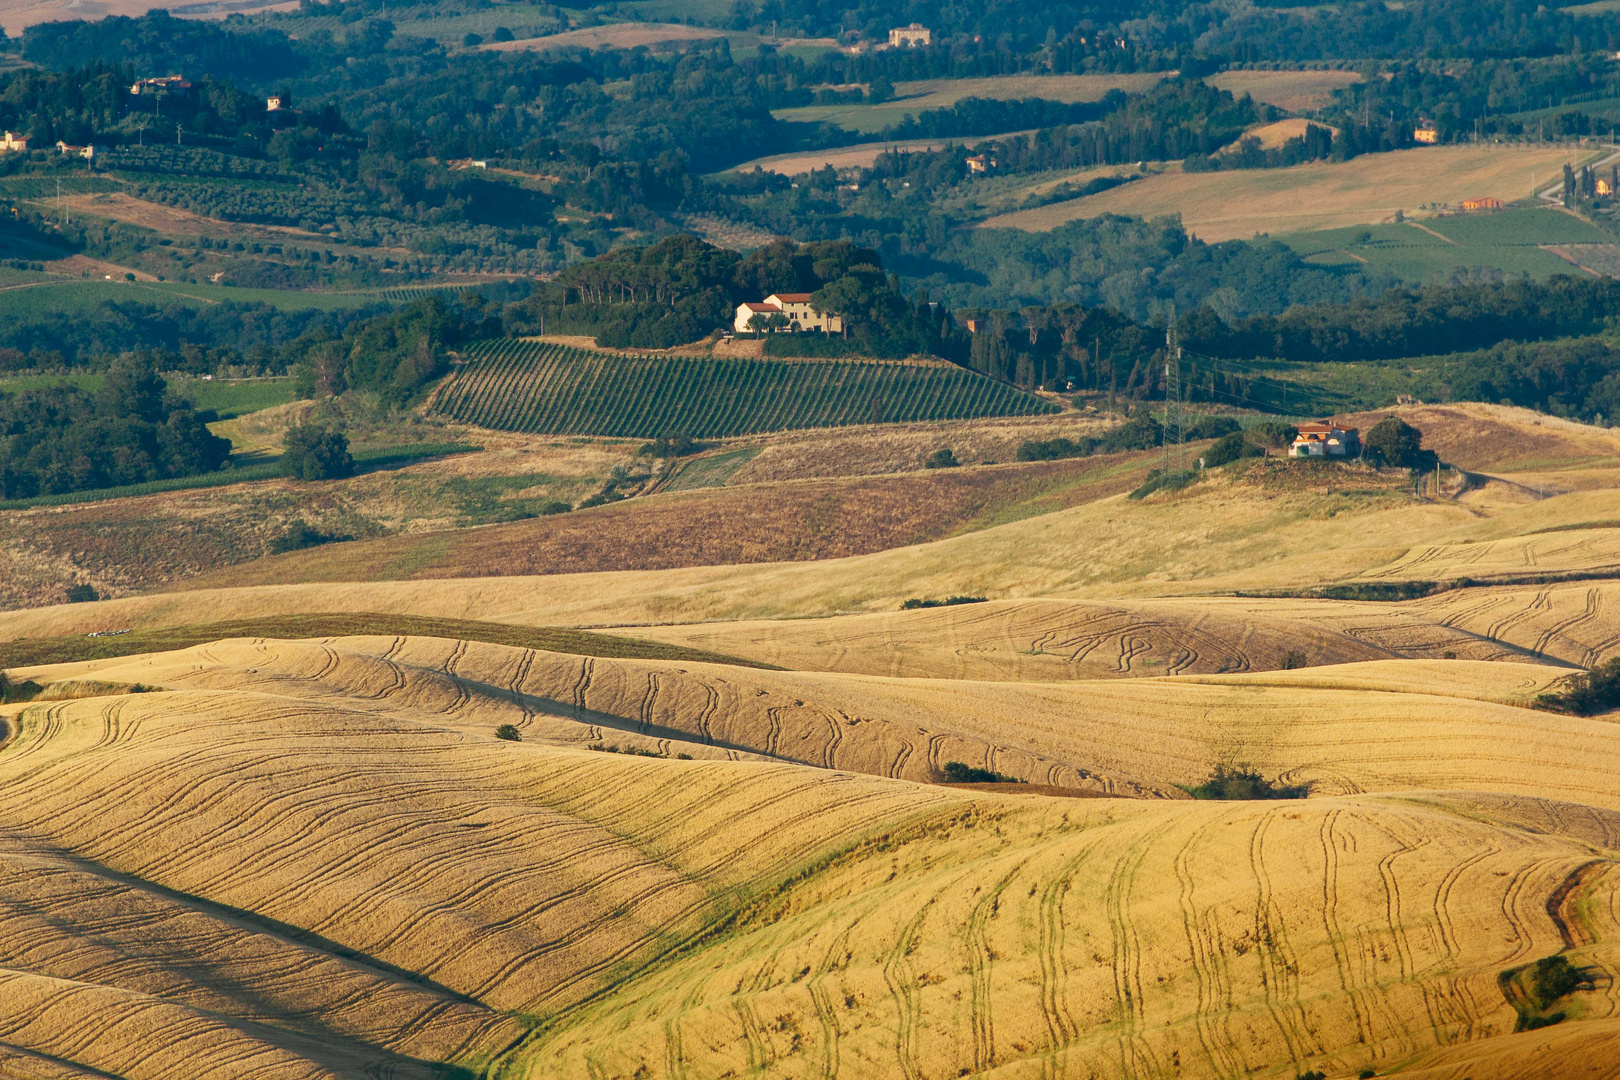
1205, 68, 1363, 112
480, 22, 732, 52
773, 73, 1164, 135
628, 597, 1402, 680
48, 191, 327, 243
727, 138, 995, 176
1227, 116, 1341, 150
9, 401, 1620, 1076
13, 639, 1612, 805
981, 145, 1595, 241
5, 655, 1619, 1077
522, 791, 1620, 1080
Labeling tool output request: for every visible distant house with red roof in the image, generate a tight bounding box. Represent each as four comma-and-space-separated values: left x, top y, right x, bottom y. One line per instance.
733, 292, 844, 334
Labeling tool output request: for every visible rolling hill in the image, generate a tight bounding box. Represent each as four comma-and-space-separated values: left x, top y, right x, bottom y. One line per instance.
4, 403, 1620, 1078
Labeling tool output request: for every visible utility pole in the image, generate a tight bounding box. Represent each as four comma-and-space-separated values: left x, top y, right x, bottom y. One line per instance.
1163, 318, 1183, 476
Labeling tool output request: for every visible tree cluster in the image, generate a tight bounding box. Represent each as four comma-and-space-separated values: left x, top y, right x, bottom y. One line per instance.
0, 357, 231, 498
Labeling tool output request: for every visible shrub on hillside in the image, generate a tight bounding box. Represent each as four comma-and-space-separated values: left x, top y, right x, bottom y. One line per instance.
924, 447, 958, 468
280, 426, 354, 481
1248, 421, 1299, 454
1186, 764, 1308, 800
495, 724, 522, 742
942, 761, 1021, 783
1184, 415, 1241, 440
1363, 417, 1437, 469
640, 432, 700, 458
1129, 468, 1200, 499
901, 596, 987, 609
269, 519, 347, 554
1528, 955, 1584, 1010
1017, 436, 1097, 461
64, 584, 98, 603
1535, 658, 1620, 715
0, 671, 43, 705
1203, 429, 1262, 467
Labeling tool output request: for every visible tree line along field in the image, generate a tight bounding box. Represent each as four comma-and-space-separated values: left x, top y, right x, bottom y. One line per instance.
431, 339, 1058, 437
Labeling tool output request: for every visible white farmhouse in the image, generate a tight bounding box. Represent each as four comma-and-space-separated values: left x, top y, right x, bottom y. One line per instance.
733, 292, 844, 334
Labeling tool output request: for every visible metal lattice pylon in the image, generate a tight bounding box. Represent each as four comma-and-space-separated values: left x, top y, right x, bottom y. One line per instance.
1163, 323, 1184, 475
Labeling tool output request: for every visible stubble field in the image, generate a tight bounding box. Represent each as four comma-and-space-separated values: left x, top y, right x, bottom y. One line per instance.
981, 145, 1595, 240
4, 402, 1620, 1077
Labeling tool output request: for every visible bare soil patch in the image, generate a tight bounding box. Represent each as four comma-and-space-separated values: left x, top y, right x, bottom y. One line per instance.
169, 453, 1159, 590
48, 191, 326, 242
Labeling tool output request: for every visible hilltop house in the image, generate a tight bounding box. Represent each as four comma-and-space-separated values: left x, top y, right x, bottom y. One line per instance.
734, 293, 844, 334
1413, 120, 1439, 144
56, 141, 95, 160
130, 75, 194, 97
0, 131, 28, 152
1289, 421, 1360, 458
1460, 196, 1503, 211
888, 23, 931, 47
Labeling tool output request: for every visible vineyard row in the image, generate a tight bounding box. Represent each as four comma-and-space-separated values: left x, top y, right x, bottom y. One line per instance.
433, 340, 1058, 437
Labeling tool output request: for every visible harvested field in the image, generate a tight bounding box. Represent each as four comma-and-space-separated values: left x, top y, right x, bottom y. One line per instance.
629, 597, 1404, 680
164, 452, 1163, 590
1225, 116, 1340, 150
1337, 402, 1620, 474
773, 73, 1165, 133
44, 191, 327, 242
2, 652, 1619, 1076
1205, 68, 1363, 113
480, 21, 735, 52
7, 398, 1620, 1076
5, 638, 1604, 802
726, 136, 1003, 176
981, 145, 1594, 240
0, 612, 770, 670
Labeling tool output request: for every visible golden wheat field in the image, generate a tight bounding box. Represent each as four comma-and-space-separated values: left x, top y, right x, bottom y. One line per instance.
5, 403, 1620, 1077
981, 145, 1596, 240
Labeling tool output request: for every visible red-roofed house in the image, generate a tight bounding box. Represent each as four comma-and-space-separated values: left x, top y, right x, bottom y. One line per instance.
1289, 421, 1360, 458
733, 292, 844, 334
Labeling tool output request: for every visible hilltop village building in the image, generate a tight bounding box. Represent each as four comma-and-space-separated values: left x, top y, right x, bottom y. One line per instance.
0, 131, 28, 152
1289, 422, 1360, 458
734, 293, 844, 334
888, 23, 931, 47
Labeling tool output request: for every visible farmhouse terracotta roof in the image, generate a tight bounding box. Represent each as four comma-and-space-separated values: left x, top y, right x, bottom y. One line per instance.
769, 293, 814, 302
742, 302, 781, 312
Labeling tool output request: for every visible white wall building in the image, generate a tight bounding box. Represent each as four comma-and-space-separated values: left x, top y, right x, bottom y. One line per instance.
888, 23, 931, 46
733, 293, 844, 334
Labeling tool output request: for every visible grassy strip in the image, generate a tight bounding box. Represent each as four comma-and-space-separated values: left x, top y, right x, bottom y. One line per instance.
0, 443, 479, 510
0, 612, 780, 671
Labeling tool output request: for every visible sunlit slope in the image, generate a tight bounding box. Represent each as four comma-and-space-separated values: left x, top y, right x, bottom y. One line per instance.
3, 674, 1619, 1080
0, 683, 959, 1077
0, 478, 1476, 635
18, 640, 1618, 807
517, 791, 1620, 1080
631, 582, 1620, 678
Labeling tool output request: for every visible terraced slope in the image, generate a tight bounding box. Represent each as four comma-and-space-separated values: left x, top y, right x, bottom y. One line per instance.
0, 663, 1617, 1079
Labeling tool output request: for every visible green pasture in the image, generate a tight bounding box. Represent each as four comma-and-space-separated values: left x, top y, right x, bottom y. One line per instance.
1279, 210, 1608, 284
0, 375, 298, 417
0, 278, 396, 318
0, 442, 478, 511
